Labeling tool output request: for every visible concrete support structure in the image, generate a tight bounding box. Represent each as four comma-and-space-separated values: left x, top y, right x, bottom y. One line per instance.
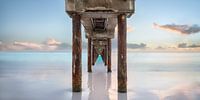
107, 39, 112, 72
92, 46, 95, 66
88, 38, 92, 72
72, 13, 82, 92
117, 14, 127, 92
65, 0, 134, 93
102, 46, 107, 66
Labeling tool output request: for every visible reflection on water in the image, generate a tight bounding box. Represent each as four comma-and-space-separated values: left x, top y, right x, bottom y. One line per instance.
0, 52, 200, 100
87, 60, 112, 100
88, 72, 111, 100
72, 92, 82, 100
155, 82, 200, 100
118, 93, 127, 100
86, 57, 128, 100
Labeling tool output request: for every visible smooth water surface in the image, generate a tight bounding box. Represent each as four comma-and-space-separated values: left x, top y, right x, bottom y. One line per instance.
0, 52, 200, 100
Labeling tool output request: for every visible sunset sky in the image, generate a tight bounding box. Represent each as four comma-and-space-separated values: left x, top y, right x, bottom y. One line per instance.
0, 0, 200, 51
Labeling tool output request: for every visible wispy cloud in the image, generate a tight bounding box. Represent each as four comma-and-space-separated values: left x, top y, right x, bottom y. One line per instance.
0, 38, 71, 51
14, 41, 43, 50
1, 39, 200, 52
153, 23, 200, 35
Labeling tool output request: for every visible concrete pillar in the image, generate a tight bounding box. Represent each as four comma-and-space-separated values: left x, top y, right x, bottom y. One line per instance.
102, 45, 107, 66
102, 48, 106, 66
88, 38, 92, 72
92, 46, 95, 65
107, 39, 112, 72
117, 14, 127, 93
72, 13, 82, 92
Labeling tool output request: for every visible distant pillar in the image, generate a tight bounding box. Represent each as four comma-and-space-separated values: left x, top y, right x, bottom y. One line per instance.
92, 46, 95, 65
107, 39, 112, 72
72, 13, 82, 92
88, 38, 92, 72
117, 14, 127, 93
102, 47, 107, 66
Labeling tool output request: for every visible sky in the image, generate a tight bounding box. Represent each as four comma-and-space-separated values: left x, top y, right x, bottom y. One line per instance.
0, 0, 200, 52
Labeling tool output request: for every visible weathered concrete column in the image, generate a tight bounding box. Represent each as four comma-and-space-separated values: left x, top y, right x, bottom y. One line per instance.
117, 14, 127, 93
92, 46, 95, 65
102, 48, 106, 66
88, 38, 92, 72
107, 39, 112, 72
72, 13, 82, 92
102, 45, 107, 66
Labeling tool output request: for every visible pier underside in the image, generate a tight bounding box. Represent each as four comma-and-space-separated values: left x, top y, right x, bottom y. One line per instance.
66, 0, 135, 93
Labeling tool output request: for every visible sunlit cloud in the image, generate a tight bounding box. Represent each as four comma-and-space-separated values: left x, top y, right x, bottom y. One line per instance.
153, 23, 200, 35
44, 38, 63, 50
45, 38, 61, 46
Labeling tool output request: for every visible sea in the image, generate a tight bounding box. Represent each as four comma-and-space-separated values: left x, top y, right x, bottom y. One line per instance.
0, 52, 200, 100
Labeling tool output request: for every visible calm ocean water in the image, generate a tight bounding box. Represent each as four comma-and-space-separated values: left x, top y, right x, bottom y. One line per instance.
0, 52, 200, 100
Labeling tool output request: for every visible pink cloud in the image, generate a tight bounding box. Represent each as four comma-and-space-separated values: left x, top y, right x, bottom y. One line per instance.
13, 41, 42, 50
153, 23, 200, 35
0, 38, 66, 51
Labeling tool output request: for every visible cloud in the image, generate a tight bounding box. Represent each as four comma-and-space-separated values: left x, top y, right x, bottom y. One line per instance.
45, 38, 61, 46
115, 25, 134, 34
44, 38, 63, 51
127, 26, 134, 33
0, 38, 71, 51
178, 43, 200, 48
13, 41, 42, 50
127, 43, 146, 49
0, 42, 34, 51
178, 43, 187, 48
153, 23, 200, 35
57, 43, 71, 50
156, 46, 165, 50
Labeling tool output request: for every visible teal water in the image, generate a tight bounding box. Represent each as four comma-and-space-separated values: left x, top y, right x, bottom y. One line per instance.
0, 52, 200, 100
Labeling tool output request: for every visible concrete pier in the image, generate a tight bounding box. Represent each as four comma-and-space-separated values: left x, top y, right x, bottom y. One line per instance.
72, 13, 82, 92
118, 14, 127, 92
66, 0, 135, 93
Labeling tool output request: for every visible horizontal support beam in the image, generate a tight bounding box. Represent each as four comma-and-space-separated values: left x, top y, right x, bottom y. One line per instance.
81, 12, 118, 19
